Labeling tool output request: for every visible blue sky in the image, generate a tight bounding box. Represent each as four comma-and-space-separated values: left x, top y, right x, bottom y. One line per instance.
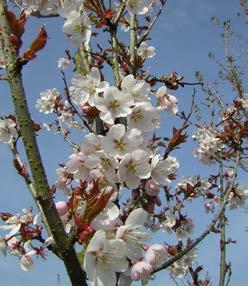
0, 1, 248, 285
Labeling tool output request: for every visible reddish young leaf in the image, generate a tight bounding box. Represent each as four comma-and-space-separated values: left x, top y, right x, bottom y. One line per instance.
23, 25, 48, 61
5, 9, 27, 50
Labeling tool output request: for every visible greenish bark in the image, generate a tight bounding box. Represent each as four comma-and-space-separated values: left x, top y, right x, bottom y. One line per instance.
0, 2, 87, 285
130, 13, 137, 75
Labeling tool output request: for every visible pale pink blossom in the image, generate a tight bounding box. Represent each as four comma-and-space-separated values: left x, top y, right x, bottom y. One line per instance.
0, 118, 18, 144
58, 57, 70, 69
156, 86, 178, 114
55, 201, 68, 216
145, 179, 160, 197
145, 244, 167, 268
131, 261, 153, 281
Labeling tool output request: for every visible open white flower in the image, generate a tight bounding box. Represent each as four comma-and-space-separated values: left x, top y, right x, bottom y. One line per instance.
94, 86, 133, 125
91, 202, 120, 230
101, 124, 143, 158
58, 0, 85, 18
121, 74, 151, 103
62, 11, 91, 47
119, 150, 151, 189
66, 152, 96, 181
127, 102, 160, 132
116, 208, 149, 260
57, 57, 70, 69
70, 67, 109, 106
80, 133, 103, 155
84, 230, 128, 286
88, 151, 119, 182
126, 0, 152, 15
151, 155, 179, 186
137, 42, 156, 59
0, 118, 18, 144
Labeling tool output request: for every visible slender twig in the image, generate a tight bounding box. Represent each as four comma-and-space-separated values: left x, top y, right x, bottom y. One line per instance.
219, 162, 227, 286
189, 267, 200, 286
113, 0, 127, 24
10, 143, 52, 239
61, 70, 93, 133
137, 0, 168, 47
0, 3, 87, 285
153, 151, 240, 274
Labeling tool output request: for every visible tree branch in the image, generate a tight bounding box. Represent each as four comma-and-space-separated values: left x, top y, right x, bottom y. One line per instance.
153, 151, 240, 274
0, 2, 87, 285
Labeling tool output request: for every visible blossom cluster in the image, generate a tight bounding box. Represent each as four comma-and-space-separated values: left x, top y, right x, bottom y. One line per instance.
192, 126, 224, 165
0, 209, 52, 271
2, 1, 247, 286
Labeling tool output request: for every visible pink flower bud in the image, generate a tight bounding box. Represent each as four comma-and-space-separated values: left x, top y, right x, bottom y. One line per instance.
145, 244, 167, 268
131, 261, 153, 281
55, 201, 68, 216
145, 179, 160, 197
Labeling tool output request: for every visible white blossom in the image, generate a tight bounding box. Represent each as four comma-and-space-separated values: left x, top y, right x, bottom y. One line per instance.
121, 74, 151, 103
70, 67, 109, 106
156, 86, 178, 114
58, 0, 85, 18
20, 242, 37, 271
0, 118, 18, 144
192, 126, 224, 165
84, 230, 128, 286
228, 185, 248, 210
137, 42, 156, 59
126, 0, 152, 15
80, 133, 103, 154
118, 150, 151, 189
56, 166, 72, 192
58, 57, 70, 69
161, 215, 176, 233
94, 86, 133, 125
169, 249, 197, 278
19, 0, 61, 16
101, 124, 143, 158
62, 11, 91, 47
151, 155, 179, 186
116, 208, 149, 260
88, 151, 119, 182
66, 152, 95, 181
91, 202, 120, 230
127, 102, 160, 132
35, 88, 59, 114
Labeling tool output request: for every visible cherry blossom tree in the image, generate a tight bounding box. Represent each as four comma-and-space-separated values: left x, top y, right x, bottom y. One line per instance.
0, 1, 247, 286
